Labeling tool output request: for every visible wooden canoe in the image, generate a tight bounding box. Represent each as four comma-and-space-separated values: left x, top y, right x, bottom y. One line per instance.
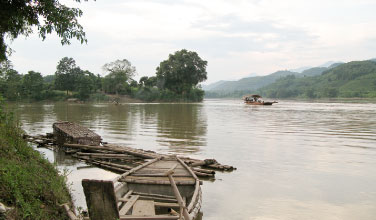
82, 156, 202, 220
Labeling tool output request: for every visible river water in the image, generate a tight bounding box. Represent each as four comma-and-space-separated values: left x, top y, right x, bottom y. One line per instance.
11, 99, 376, 220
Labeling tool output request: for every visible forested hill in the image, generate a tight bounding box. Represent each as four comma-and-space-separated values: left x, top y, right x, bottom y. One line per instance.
206, 70, 300, 91
204, 64, 336, 98
259, 60, 376, 98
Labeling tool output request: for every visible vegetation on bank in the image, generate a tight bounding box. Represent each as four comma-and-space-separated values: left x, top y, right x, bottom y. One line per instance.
0, 97, 71, 219
205, 60, 376, 99
0, 49, 207, 103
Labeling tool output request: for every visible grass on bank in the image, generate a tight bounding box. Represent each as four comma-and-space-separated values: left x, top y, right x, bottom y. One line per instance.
0, 99, 71, 220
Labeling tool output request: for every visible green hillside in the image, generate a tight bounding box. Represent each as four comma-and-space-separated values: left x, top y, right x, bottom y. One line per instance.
207, 70, 299, 91
260, 60, 376, 98
301, 67, 328, 77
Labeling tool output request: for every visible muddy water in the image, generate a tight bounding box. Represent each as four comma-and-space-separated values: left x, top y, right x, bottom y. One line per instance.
12, 99, 376, 220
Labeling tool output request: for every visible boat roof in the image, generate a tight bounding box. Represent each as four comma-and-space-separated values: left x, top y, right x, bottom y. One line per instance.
243, 94, 262, 98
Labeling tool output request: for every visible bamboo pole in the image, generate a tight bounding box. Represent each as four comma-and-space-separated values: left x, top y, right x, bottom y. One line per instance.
61, 204, 78, 220
76, 152, 139, 160
192, 167, 215, 174
64, 143, 156, 159
92, 159, 133, 170
166, 164, 191, 220
193, 171, 214, 177
114, 157, 162, 182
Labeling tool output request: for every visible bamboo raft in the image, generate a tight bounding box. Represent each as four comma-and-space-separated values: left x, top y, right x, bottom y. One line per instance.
24, 122, 234, 176
23, 122, 236, 219
83, 156, 201, 220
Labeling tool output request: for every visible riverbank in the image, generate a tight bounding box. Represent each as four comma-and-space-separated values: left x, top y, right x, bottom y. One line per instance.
0, 104, 72, 219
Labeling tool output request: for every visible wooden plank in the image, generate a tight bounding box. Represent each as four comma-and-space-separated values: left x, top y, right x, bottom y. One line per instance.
132, 200, 155, 216
119, 195, 177, 203
119, 190, 134, 201
82, 179, 119, 220
137, 196, 177, 203
154, 202, 180, 208
114, 182, 128, 199
122, 178, 195, 185
90, 161, 127, 173
121, 176, 195, 185
131, 173, 192, 177
132, 192, 176, 199
119, 195, 139, 215
125, 176, 194, 182
115, 158, 162, 182
135, 168, 188, 175
92, 159, 133, 170
76, 152, 139, 159
119, 216, 179, 220
64, 143, 156, 159
147, 163, 185, 169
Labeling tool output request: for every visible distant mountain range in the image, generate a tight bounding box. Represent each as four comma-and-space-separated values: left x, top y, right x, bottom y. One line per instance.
260, 60, 376, 98
204, 61, 343, 92
204, 58, 376, 99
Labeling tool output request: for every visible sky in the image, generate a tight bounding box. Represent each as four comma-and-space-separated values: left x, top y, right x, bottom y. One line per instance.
6, 0, 376, 84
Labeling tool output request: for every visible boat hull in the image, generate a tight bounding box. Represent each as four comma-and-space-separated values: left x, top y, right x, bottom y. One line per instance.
244, 101, 274, 105
83, 157, 202, 220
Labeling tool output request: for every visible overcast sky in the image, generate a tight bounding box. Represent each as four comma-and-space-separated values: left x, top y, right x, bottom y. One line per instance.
7, 0, 376, 84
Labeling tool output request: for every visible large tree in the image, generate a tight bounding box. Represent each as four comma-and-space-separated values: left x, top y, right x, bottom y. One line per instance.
0, 63, 22, 100
156, 49, 207, 94
54, 57, 82, 94
22, 70, 44, 100
0, 0, 88, 61
102, 59, 136, 95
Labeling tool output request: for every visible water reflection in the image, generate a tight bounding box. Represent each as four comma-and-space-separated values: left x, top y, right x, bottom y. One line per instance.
9, 100, 376, 220
155, 104, 207, 153
53, 148, 80, 166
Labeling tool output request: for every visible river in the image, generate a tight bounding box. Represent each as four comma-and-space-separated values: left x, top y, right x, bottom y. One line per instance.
11, 99, 376, 220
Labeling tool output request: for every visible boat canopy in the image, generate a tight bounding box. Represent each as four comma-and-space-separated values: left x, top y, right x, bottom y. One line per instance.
243, 94, 262, 99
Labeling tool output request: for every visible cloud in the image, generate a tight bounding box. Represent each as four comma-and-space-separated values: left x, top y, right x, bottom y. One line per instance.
7, 0, 376, 83
185, 14, 317, 56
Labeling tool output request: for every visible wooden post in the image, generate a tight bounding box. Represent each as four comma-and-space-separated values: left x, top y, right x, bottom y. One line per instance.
82, 179, 119, 220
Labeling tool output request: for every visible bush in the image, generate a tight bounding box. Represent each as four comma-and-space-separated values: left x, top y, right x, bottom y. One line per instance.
88, 92, 110, 102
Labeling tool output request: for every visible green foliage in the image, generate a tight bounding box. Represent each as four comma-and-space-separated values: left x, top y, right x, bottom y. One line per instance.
102, 59, 136, 95
0, 0, 88, 61
0, 53, 206, 103
43, 75, 56, 84
139, 76, 157, 88
0, 97, 72, 219
88, 92, 110, 102
22, 71, 44, 100
156, 49, 207, 95
55, 57, 81, 94
0, 61, 22, 100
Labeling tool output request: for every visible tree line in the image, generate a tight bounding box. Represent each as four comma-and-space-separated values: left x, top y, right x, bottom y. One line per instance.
0, 49, 208, 102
